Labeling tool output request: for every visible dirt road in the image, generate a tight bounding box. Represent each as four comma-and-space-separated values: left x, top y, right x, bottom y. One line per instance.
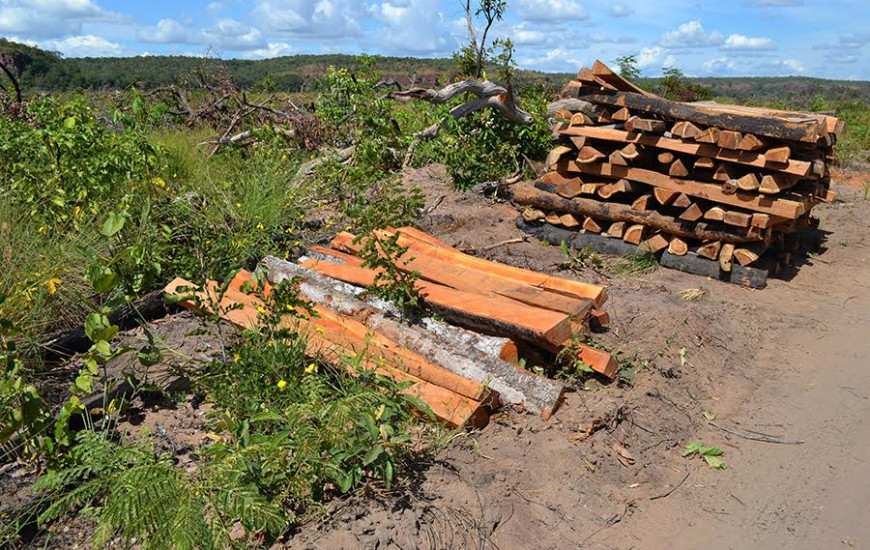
603, 203, 870, 549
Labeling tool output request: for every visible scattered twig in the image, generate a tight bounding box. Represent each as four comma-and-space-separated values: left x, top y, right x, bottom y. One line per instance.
424, 195, 446, 215
709, 420, 804, 444
650, 470, 690, 501
478, 237, 527, 252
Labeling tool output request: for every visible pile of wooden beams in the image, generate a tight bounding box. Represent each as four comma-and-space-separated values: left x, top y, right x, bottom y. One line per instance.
164, 227, 614, 428
514, 60, 841, 288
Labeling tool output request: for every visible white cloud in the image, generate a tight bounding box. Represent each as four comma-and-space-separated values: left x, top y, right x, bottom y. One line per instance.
138, 18, 188, 44
515, 0, 589, 22
241, 42, 296, 59
636, 46, 677, 71
368, 0, 449, 54
609, 4, 633, 17
722, 34, 774, 51
0, 0, 122, 38
702, 56, 737, 74
252, 0, 363, 41
42, 34, 124, 57
756, 58, 805, 75
783, 58, 805, 72
501, 22, 550, 46
201, 18, 264, 50
660, 21, 723, 48
518, 47, 585, 72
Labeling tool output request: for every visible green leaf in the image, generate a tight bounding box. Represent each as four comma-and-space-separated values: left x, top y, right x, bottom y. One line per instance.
84, 313, 118, 343
88, 265, 119, 293
100, 211, 126, 237
63, 116, 77, 129
363, 444, 383, 466
681, 442, 704, 457
137, 345, 161, 367
699, 446, 724, 457
74, 373, 93, 394
704, 456, 727, 470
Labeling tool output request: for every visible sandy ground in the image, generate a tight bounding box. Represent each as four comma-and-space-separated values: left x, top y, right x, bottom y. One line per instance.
4, 165, 869, 550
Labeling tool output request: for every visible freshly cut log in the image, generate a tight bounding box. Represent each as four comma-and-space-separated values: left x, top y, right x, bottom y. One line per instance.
572, 344, 619, 379
719, 243, 736, 272
546, 145, 573, 171
724, 210, 752, 228
641, 233, 670, 253
672, 193, 693, 208
612, 106, 631, 121
626, 116, 667, 134
671, 121, 701, 139
697, 240, 722, 260
598, 108, 614, 123
523, 181, 761, 242
704, 206, 726, 222
734, 243, 767, 266
556, 125, 813, 176
736, 173, 760, 192
597, 179, 639, 199
679, 203, 704, 222
721, 179, 738, 195
669, 158, 690, 177
582, 217, 602, 233
737, 134, 766, 151
581, 183, 607, 195
668, 237, 689, 256
570, 112, 594, 126
522, 208, 545, 222
764, 146, 791, 164
750, 213, 770, 228
545, 212, 562, 225
608, 150, 628, 165
657, 151, 675, 164
575, 90, 823, 142
654, 187, 678, 205
566, 161, 809, 219
568, 135, 587, 149
559, 213, 581, 228
759, 173, 800, 194
623, 224, 645, 244
621, 143, 640, 159
591, 60, 657, 98
607, 221, 626, 238
694, 157, 716, 169
696, 127, 721, 144
557, 178, 584, 198
631, 194, 651, 211
718, 130, 743, 149
578, 146, 606, 164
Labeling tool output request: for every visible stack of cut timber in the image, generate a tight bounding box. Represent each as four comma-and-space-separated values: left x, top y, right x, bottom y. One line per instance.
164, 227, 614, 428
516, 60, 842, 288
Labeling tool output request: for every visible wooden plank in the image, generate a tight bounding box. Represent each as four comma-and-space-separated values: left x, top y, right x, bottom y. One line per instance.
631, 194, 651, 211
671, 121, 702, 139
654, 187, 678, 205
623, 224, 645, 244
697, 240, 722, 260
591, 60, 657, 99
668, 237, 689, 256
694, 157, 716, 169
559, 213, 581, 228
582, 217, 602, 233
759, 173, 800, 194
546, 145, 573, 171
679, 203, 703, 222
696, 127, 720, 143
703, 206, 726, 222
724, 211, 752, 228
300, 260, 577, 350
672, 193, 692, 208
578, 146, 606, 164
736, 173, 760, 192
606, 221, 626, 238
719, 243, 736, 272
556, 125, 812, 177
641, 233, 670, 253
564, 161, 808, 219
575, 90, 823, 142
611, 106, 631, 121
621, 143, 640, 159
545, 212, 562, 225
373, 230, 608, 307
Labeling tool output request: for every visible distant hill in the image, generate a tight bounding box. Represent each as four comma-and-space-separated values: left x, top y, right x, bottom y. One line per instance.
2, 38, 870, 109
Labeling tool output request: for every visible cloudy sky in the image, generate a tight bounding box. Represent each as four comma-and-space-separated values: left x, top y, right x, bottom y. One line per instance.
2, 0, 868, 79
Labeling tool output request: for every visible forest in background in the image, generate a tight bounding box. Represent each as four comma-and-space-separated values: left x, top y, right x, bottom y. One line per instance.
3, 38, 870, 108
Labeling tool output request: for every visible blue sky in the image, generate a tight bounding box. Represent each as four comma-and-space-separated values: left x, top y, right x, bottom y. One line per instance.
2, 0, 868, 79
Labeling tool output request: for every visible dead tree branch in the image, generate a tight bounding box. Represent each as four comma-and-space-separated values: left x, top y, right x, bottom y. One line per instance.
0, 60, 22, 103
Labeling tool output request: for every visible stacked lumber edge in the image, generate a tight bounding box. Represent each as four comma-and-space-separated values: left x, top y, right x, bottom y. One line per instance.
513, 60, 842, 288
164, 227, 614, 428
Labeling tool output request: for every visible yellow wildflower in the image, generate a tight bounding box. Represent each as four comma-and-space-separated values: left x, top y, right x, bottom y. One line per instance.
256, 306, 267, 314
304, 363, 318, 374
43, 277, 62, 295
236, 202, 242, 208
38, 226, 48, 235
152, 177, 166, 188
233, 353, 240, 363
257, 223, 265, 231
277, 379, 287, 390
315, 327, 325, 334
72, 206, 81, 217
